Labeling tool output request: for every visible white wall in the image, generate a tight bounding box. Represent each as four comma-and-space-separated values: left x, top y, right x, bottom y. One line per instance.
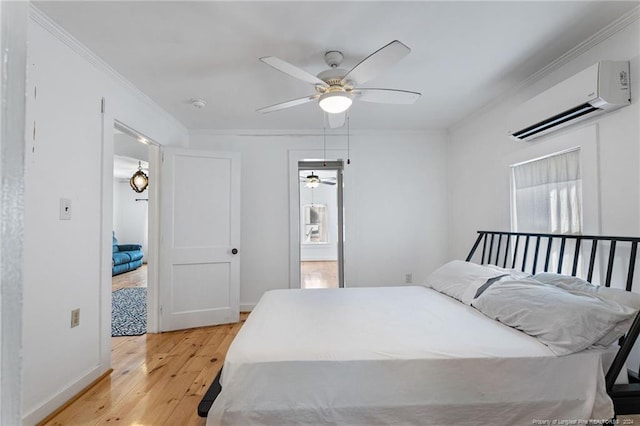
113, 180, 149, 261
447, 19, 640, 369
189, 130, 449, 308
447, 19, 639, 259
21, 11, 187, 424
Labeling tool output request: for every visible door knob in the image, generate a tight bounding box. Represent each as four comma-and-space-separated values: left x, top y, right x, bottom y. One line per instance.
231, 248, 238, 255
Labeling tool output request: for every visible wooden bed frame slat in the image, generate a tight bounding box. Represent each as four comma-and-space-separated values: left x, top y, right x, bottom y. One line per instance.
605, 241, 617, 288
532, 236, 541, 274
466, 230, 640, 413
588, 239, 598, 282
544, 236, 552, 272
512, 235, 520, 269
495, 234, 503, 265
557, 237, 566, 274
628, 242, 638, 292
488, 234, 495, 267
481, 233, 488, 264
502, 235, 510, 268
522, 235, 530, 272
572, 237, 581, 277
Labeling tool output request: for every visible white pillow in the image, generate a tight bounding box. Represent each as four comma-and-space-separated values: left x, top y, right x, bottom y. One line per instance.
533, 272, 640, 309
483, 263, 531, 280
472, 277, 637, 355
425, 260, 509, 305
533, 272, 640, 346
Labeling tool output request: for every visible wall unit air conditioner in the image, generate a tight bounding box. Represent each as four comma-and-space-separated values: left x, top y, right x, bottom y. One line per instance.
508, 61, 630, 141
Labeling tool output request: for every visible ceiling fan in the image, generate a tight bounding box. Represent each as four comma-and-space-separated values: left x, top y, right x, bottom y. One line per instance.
257, 40, 421, 128
300, 172, 336, 188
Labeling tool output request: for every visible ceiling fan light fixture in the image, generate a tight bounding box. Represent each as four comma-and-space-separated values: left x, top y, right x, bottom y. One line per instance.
305, 173, 320, 188
319, 92, 352, 114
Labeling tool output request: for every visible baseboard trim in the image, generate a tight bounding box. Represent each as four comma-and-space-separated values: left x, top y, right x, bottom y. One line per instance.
239, 304, 255, 312
31, 367, 113, 426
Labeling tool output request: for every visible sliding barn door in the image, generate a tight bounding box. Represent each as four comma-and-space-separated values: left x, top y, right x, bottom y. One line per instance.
159, 148, 240, 331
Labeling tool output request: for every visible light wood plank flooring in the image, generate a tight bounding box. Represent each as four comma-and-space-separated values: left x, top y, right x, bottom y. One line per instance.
111, 264, 147, 292
301, 260, 338, 288
43, 313, 248, 425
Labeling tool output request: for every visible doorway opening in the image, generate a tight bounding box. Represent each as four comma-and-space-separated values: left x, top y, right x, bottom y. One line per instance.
298, 160, 344, 288
111, 122, 158, 337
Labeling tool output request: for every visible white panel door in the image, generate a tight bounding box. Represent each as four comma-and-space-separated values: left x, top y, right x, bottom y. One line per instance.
159, 148, 240, 331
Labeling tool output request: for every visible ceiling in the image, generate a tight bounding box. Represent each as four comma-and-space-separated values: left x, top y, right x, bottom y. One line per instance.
34, 1, 638, 131
113, 155, 149, 181
113, 131, 149, 180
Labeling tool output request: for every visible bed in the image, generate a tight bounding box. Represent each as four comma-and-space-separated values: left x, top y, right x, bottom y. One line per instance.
201, 231, 640, 425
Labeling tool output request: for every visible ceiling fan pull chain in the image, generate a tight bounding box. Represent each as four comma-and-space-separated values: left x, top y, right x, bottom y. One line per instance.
323, 122, 327, 167
347, 114, 351, 165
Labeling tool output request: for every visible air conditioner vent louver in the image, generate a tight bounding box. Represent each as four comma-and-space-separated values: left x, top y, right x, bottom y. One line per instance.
512, 103, 599, 140
508, 61, 630, 141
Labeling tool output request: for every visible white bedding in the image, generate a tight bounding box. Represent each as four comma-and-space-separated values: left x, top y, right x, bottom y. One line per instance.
207, 286, 616, 425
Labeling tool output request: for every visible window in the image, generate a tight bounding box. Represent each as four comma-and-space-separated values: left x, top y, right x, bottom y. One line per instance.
511, 148, 582, 235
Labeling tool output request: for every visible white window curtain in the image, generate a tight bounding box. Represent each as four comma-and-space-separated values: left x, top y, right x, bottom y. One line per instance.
511, 148, 582, 235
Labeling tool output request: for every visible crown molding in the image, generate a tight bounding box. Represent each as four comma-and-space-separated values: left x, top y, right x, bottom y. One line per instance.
517, 5, 640, 93
450, 5, 640, 132
29, 5, 187, 133
188, 128, 448, 138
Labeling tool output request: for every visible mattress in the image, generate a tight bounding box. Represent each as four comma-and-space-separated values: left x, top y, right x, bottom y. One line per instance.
207, 286, 616, 425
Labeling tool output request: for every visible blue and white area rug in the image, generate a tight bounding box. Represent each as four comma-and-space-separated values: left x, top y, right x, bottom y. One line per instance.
112, 287, 147, 337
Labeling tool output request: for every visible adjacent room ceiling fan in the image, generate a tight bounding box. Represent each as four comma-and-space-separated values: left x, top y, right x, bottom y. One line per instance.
257, 40, 421, 128
300, 172, 336, 188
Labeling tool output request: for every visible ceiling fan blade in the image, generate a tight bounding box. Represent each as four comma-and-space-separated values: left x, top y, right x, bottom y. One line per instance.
257, 94, 319, 114
354, 88, 421, 104
320, 181, 336, 185
260, 56, 329, 87
326, 112, 346, 129
341, 40, 410, 86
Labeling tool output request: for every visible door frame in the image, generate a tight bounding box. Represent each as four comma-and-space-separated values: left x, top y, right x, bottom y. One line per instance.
288, 150, 346, 288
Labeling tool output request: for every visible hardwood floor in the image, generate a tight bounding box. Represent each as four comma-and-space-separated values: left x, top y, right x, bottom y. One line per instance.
42, 313, 248, 425
301, 260, 338, 288
111, 264, 148, 292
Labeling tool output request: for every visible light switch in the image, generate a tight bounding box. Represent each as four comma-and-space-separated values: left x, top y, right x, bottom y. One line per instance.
71, 308, 80, 328
60, 198, 72, 220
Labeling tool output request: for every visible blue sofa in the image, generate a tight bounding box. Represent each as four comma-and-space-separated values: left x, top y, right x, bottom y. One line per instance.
112, 232, 143, 276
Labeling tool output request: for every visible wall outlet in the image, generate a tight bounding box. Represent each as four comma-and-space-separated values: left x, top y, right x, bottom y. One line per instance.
405, 273, 413, 284
60, 198, 72, 220
71, 308, 80, 328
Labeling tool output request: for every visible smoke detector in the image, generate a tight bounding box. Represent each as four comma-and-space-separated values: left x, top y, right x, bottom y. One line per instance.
191, 98, 207, 109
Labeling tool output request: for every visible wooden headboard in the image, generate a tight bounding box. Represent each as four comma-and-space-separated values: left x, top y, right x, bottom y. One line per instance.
466, 230, 640, 414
